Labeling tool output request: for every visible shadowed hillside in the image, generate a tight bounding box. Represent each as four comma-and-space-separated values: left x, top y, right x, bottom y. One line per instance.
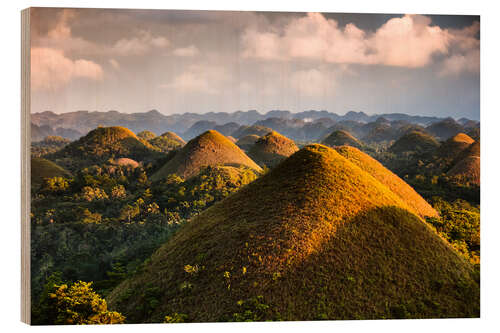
108, 144, 478, 322
47, 126, 160, 171
248, 131, 299, 168
232, 125, 272, 139
149, 131, 186, 152
151, 130, 262, 181
389, 131, 439, 154
322, 130, 362, 148
31, 158, 71, 186
236, 135, 260, 151
438, 133, 474, 160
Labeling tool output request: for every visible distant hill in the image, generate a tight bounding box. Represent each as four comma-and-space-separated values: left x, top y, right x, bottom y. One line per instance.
31, 122, 84, 141
447, 140, 480, 185
322, 130, 362, 148
31, 135, 71, 157
31, 157, 71, 186
438, 133, 475, 160
108, 144, 478, 322
47, 126, 160, 171
248, 131, 299, 168
151, 130, 262, 181
389, 131, 439, 154
226, 136, 237, 143
235, 134, 260, 151
149, 131, 186, 152
426, 118, 464, 140
137, 130, 157, 140
183, 120, 218, 140
232, 125, 272, 139
213, 122, 241, 136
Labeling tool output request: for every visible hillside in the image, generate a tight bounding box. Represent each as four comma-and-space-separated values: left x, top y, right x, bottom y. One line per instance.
236, 134, 260, 151
232, 125, 272, 139
31, 157, 71, 186
426, 118, 464, 140
248, 131, 299, 168
137, 130, 157, 140
108, 144, 478, 322
447, 157, 480, 185
151, 130, 262, 180
47, 126, 160, 171
322, 130, 362, 148
334, 146, 438, 218
149, 131, 186, 152
438, 133, 475, 160
389, 131, 439, 154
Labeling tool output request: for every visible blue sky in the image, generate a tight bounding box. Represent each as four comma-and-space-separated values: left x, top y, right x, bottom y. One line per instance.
30, 8, 480, 119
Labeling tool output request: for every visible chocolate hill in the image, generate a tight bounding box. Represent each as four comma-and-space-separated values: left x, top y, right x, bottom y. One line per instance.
31, 157, 71, 186
438, 133, 475, 160
389, 130, 439, 154
236, 134, 260, 151
108, 144, 478, 322
322, 130, 362, 148
149, 131, 186, 152
248, 131, 299, 168
151, 130, 262, 180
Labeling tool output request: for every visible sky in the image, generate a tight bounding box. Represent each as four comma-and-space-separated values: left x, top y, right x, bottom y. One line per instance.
30, 8, 480, 120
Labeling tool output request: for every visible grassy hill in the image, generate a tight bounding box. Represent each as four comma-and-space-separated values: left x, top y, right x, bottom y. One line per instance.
137, 130, 157, 140
248, 131, 299, 168
236, 134, 260, 151
447, 140, 480, 186
31, 157, 71, 186
108, 144, 478, 322
389, 130, 439, 154
149, 131, 186, 152
151, 130, 262, 181
438, 133, 474, 160
322, 130, 362, 148
47, 126, 160, 171
335, 146, 438, 218
232, 125, 272, 139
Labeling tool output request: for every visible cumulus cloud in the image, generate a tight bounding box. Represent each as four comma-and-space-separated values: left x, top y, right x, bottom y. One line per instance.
290, 69, 334, 97
112, 30, 170, 56
31, 47, 103, 91
109, 59, 120, 70
159, 65, 229, 94
172, 45, 200, 57
241, 13, 479, 72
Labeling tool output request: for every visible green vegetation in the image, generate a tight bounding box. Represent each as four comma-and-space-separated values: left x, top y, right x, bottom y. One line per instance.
148, 131, 186, 152
107, 144, 478, 322
389, 130, 439, 154
31, 157, 72, 187
322, 130, 362, 148
137, 130, 157, 141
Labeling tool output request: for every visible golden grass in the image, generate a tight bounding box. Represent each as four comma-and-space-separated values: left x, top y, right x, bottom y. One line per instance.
248, 131, 299, 168
335, 146, 438, 218
448, 156, 480, 185
151, 130, 262, 181
108, 144, 477, 322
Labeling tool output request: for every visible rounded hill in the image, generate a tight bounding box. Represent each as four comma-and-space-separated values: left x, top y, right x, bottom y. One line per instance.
236, 134, 260, 151
322, 130, 362, 148
47, 126, 160, 171
31, 158, 71, 186
149, 131, 186, 152
108, 144, 478, 322
137, 130, 157, 141
438, 133, 474, 160
389, 130, 439, 154
447, 156, 480, 185
232, 125, 272, 139
151, 130, 262, 181
248, 131, 299, 168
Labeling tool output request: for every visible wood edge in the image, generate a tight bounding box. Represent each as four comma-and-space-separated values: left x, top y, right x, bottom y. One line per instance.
21, 7, 31, 325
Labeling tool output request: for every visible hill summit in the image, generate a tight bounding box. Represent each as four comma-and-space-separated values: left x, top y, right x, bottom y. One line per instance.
47, 126, 159, 170
151, 130, 262, 180
149, 131, 186, 152
322, 130, 362, 148
438, 133, 475, 160
389, 130, 439, 154
109, 144, 478, 322
248, 131, 299, 168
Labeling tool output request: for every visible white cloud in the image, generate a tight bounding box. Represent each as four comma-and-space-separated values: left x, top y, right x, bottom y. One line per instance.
172, 45, 200, 57
440, 49, 480, 76
112, 30, 170, 56
159, 65, 229, 94
290, 69, 334, 97
241, 13, 479, 73
109, 59, 120, 70
31, 47, 103, 91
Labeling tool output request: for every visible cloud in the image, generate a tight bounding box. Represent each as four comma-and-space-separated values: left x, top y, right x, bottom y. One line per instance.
109, 59, 120, 70
112, 30, 170, 56
241, 13, 479, 72
172, 45, 200, 57
31, 47, 103, 91
440, 49, 480, 76
290, 69, 334, 97
159, 65, 229, 94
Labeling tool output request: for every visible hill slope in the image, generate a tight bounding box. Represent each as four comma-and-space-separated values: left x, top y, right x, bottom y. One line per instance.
47, 126, 159, 171
438, 133, 474, 160
108, 144, 478, 322
335, 146, 438, 218
31, 158, 71, 186
322, 130, 362, 148
151, 130, 262, 180
248, 131, 299, 168
236, 134, 260, 151
389, 131, 439, 154
149, 131, 186, 152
